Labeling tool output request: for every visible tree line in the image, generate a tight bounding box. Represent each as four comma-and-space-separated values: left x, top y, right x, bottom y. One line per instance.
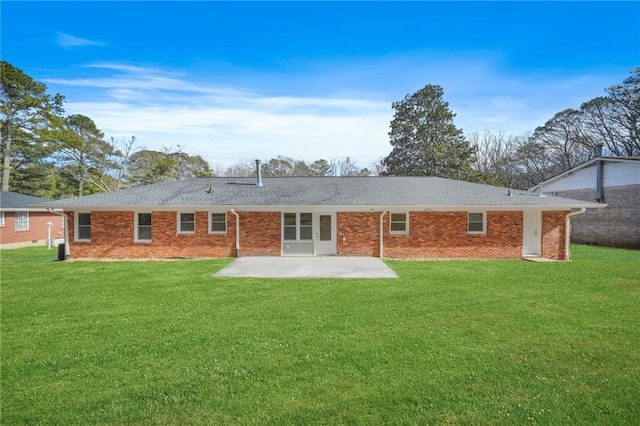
2, 59, 638, 200
382, 68, 639, 188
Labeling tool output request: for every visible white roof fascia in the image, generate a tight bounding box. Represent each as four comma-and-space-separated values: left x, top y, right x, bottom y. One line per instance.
40, 203, 606, 212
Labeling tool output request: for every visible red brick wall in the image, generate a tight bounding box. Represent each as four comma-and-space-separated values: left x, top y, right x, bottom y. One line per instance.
0, 211, 64, 246
337, 210, 566, 260
337, 212, 380, 256
542, 211, 568, 260
67, 210, 281, 259
238, 211, 281, 256
65, 209, 568, 260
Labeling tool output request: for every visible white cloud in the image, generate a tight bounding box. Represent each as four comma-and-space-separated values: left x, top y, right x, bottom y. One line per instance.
55, 32, 104, 48
46, 55, 630, 170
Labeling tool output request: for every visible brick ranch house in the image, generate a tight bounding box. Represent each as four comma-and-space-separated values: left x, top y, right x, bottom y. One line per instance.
37, 176, 605, 261
0, 191, 65, 248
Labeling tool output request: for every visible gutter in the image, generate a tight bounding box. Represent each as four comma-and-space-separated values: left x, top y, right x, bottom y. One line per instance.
230, 209, 240, 257
47, 209, 70, 258
379, 211, 388, 259
564, 208, 586, 261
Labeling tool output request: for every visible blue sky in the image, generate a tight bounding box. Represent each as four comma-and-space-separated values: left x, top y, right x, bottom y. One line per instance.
2, 1, 639, 170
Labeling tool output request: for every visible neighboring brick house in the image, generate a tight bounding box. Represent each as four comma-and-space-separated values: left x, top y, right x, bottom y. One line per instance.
0, 191, 65, 249
37, 175, 605, 261
530, 156, 640, 249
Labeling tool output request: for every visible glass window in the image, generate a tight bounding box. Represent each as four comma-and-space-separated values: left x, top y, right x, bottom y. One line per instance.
77, 213, 91, 240
390, 213, 407, 234
137, 213, 152, 241
299, 213, 312, 240
179, 213, 195, 233
15, 211, 29, 231
210, 213, 226, 233
468, 212, 484, 233
283, 213, 297, 240
0, 211, 5, 227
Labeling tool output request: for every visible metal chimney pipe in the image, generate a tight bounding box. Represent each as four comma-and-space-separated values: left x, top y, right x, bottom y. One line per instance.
595, 143, 604, 158
255, 159, 262, 187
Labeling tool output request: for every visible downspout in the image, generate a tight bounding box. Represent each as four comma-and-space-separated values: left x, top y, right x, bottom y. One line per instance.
564, 208, 586, 261
379, 211, 388, 259
47, 209, 70, 258
230, 209, 240, 257
595, 143, 604, 203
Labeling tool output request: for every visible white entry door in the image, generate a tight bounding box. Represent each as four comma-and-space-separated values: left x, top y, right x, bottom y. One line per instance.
523, 210, 541, 257
314, 213, 336, 255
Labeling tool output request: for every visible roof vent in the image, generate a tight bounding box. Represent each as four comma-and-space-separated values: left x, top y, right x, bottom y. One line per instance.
255, 159, 263, 187
206, 184, 213, 194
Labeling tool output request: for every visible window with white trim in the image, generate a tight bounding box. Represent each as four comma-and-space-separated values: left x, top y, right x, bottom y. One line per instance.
390, 213, 408, 234
76, 213, 91, 241
178, 213, 195, 233
14, 211, 30, 231
0, 211, 5, 227
468, 212, 485, 233
283, 212, 312, 241
60, 215, 65, 229
136, 213, 152, 242
210, 213, 227, 233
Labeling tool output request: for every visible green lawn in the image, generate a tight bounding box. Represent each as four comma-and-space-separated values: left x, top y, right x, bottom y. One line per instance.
1, 245, 639, 425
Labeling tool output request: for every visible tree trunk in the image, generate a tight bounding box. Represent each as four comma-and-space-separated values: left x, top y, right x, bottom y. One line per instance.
2, 126, 12, 192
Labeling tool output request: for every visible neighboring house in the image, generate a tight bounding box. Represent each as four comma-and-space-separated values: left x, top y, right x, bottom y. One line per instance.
530, 156, 640, 249
37, 173, 605, 261
0, 191, 65, 249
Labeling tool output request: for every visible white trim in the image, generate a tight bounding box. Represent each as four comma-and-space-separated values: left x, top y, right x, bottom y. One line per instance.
282, 212, 313, 242
467, 211, 486, 234
208, 212, 228, 234
134, 212, 152, 242
75, 212, 91, 242
0, 211, 4, 227
177, 212, 196, 234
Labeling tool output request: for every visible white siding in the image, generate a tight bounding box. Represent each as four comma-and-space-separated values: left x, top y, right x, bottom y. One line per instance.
543, 166, 596, 192
542, 161, 640, 192
603, 162, 640, 187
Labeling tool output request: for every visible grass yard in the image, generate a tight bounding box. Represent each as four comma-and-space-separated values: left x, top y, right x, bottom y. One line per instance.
1, 245, 639, 424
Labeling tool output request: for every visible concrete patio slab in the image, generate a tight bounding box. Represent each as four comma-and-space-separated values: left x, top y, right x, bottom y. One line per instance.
214, 256, 398, 278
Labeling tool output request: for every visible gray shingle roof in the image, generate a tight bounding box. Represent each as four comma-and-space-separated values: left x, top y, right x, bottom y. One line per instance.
0, 191, 51, 210
35, 177, 605, 209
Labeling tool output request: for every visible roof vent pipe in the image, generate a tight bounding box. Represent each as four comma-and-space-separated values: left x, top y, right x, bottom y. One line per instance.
255, 159, 263, 187
595, 143, 604, 202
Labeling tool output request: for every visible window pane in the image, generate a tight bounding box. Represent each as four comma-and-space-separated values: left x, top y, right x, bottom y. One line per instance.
181, 222, 195, 232
138, 213, 151, 226
319, 215, 331, 241
78, 226, 91, 240
211, 213, 225, 223
181, 213, 194, 222
300, 226, 312, 240
211, 222, 226, 232
138, 227, 152, 240
391, 213, 406, 222
78, 213, 91, 226
284, 227, 297, 240
469, 222, 484, 232
300, 213, 312, 226
284, 213, 296, 226
390, 222, 406, 232
469, 213, 483, 223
